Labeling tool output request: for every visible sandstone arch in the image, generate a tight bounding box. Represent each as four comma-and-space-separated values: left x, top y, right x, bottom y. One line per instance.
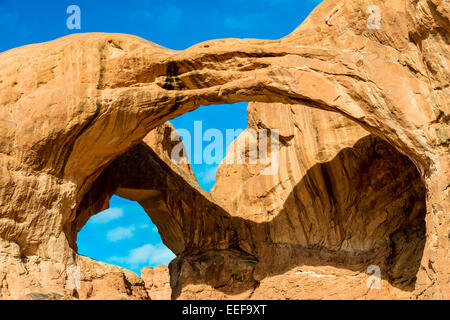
0, 0, 448, 299
200, 102, 427, 299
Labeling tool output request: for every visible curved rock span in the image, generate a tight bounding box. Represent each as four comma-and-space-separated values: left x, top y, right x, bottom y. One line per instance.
0, 0, 448, 299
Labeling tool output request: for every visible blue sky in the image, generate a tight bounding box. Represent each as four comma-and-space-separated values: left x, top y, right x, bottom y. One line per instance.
1, 0, 322, 275
77, 196, 176, 272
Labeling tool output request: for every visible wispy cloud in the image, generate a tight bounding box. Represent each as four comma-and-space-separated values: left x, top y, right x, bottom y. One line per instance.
197, 166, 218, 185
90, 207, 124, 224
106, 225, 135, 242
108, 243, 175, 269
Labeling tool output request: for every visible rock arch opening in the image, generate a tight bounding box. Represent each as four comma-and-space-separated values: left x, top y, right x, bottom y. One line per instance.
1, 0, 447, 299
66, 123, 195, 259
170, 103, 428, 299
169, 102, 249, 191
77, 195, 175, 274
70, 101, 427, 300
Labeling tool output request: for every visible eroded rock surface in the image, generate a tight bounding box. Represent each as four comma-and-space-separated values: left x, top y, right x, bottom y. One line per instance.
0, 0, 448, 299
141, 266, 171, 300
200, 102, 426, 299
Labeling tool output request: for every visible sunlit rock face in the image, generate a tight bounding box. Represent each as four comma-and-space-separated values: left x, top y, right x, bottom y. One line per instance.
141, 266, 171, 300
202, 102, 427, 299
0, 0, 448, 299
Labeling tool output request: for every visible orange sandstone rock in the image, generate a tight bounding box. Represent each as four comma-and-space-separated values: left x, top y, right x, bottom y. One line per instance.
0, 0, 448, 300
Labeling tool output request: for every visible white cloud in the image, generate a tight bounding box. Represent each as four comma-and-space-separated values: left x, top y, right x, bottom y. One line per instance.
197, 166, 218, 185
106, 225, 135, 242
90, 207, 123, 224
108, 244, 175, 268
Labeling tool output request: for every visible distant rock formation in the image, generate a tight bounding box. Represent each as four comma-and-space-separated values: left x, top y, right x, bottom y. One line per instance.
0, 0, 448, 299
141, 266, 171, 300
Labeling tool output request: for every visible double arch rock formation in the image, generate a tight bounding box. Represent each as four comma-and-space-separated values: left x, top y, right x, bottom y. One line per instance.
0, 0, 448, 299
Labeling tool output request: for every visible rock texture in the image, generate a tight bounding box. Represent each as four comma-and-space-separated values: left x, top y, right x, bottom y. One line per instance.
204, 102, 426, 299
141, 266, 171, 300
0, 123, 191, 300
0, 0, 448, 299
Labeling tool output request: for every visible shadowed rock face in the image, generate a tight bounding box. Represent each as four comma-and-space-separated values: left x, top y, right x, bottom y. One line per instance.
202, 103, 427, 299
0, 0, 448, 299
